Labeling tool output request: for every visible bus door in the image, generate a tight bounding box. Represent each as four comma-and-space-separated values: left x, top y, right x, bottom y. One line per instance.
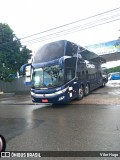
65, 68, 78, 100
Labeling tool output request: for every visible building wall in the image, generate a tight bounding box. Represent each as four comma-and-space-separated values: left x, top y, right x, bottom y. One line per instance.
0, 77, 30, 94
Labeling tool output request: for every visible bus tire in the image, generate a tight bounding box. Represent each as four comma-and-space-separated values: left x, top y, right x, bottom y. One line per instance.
102, 80, 106, 87
84, 83, 90, 96
77, 85, 84, 100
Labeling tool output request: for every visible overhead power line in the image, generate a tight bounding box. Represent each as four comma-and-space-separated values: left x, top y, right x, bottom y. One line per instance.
22, 14, 120, 45
20, 7, 120, 40
0, 7, 120, 48
0, 15, 120, 49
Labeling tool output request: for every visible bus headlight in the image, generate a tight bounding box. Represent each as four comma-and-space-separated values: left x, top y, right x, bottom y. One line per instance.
58, 96, 65, 101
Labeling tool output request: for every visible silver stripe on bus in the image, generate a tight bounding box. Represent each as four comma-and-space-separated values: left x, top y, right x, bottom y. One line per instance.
31, 87, 68, 98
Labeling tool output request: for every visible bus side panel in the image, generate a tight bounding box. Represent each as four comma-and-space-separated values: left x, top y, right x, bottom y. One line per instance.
77, 61, 103, 92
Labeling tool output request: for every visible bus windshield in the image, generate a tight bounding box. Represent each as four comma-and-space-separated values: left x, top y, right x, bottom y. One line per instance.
32, 65, 64, 88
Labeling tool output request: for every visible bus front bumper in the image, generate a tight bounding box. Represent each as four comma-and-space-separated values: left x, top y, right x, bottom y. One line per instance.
31, 88, 67, 104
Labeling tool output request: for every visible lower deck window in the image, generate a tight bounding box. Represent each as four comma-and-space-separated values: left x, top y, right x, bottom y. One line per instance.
65, 68, 75, 82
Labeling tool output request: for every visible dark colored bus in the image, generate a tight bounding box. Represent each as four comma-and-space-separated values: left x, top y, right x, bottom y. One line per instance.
20, 40, 107, 104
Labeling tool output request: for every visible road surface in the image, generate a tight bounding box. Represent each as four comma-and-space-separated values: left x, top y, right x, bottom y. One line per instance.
0, 80, 120, 159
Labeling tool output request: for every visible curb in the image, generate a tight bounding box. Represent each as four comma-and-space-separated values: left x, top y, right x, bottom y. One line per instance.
0, 93, 15, 98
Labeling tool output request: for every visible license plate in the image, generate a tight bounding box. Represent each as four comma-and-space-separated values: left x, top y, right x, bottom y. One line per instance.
42, 99, 48, 103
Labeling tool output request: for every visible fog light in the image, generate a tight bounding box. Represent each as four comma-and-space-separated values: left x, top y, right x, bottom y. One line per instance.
58, 96, 65, 101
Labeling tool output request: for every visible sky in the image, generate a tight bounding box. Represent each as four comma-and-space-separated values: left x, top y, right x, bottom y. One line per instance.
0, 0, 120, 68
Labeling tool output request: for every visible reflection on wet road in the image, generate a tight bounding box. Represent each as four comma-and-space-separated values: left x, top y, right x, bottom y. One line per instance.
0, 117, 44, 141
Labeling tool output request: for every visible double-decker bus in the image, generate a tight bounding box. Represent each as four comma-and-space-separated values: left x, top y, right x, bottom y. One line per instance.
20, 40, 107, 104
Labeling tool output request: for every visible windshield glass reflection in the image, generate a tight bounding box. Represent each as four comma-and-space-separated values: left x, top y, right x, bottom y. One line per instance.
32, 65, 64, 88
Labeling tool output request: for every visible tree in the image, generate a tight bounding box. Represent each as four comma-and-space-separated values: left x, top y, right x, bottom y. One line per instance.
107, 66, 120, 73
0, 23, 32, 81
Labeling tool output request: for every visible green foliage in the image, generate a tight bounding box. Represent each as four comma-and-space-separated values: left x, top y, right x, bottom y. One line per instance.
107, 66, 120, 73
0, 23, 32, 81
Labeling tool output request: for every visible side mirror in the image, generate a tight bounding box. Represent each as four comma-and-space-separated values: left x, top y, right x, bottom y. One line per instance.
20, 63, 31, 76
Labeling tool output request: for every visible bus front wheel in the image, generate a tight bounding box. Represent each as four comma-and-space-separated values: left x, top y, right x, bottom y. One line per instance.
102, 80, 106, 87
77, 85, 84, 100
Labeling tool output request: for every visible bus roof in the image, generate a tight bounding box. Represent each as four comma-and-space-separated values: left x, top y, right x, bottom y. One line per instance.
33, 40, 106, 64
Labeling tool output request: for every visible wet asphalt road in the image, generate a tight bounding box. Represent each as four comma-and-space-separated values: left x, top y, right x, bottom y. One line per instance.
0, 80, 120, 159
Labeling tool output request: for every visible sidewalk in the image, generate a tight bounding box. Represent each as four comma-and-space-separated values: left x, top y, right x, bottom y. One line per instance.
107, 80, 120, 87
0, 94, 33, 105
0, 92, 15, 98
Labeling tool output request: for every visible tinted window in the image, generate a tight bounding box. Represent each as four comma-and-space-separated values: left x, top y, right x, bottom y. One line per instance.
66, 41, 78, 56
32, 65, 64, 88
65, 68, 75, 82
33, 41, 65, 63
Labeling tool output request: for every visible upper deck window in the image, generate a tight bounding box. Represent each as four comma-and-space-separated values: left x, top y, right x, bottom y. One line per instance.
33, 41, 65, 63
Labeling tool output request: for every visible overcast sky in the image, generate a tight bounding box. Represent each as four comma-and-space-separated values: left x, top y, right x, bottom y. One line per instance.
0, 0, 120, 67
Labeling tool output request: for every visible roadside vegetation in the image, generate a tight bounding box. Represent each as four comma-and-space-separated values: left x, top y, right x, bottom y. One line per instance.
107, 66, 120, 73
0, 23, 32, 82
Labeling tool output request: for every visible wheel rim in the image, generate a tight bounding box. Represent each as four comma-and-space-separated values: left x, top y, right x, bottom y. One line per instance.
103, 81, 105, 86
79, 87, 83, 98
85, 85, 89, 95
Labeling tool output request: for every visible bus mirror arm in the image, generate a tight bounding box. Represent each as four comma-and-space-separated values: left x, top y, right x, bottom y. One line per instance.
75, 77, 78, 80
20, 63, 31, 76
